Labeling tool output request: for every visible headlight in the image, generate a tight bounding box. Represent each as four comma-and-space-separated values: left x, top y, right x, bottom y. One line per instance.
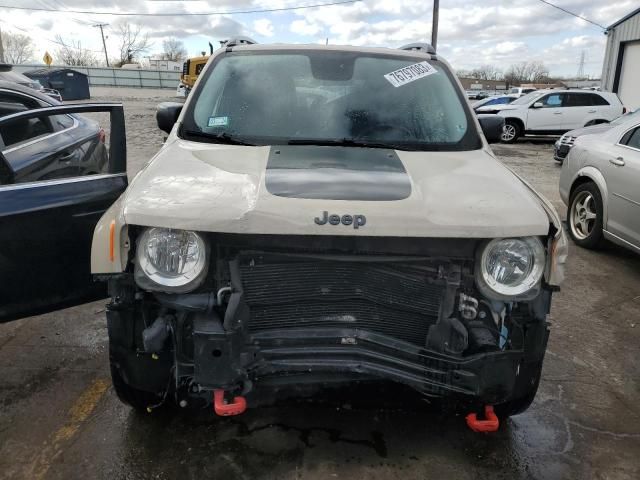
475, 237, 545, 300
134, 228, 208, 293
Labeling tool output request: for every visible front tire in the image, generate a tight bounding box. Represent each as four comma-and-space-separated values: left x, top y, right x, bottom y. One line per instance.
110, 359, 165, 412
501, 120, 521, 143
567, 182, 604, 249
107, 307, 173, 412
494, 385, 539, 419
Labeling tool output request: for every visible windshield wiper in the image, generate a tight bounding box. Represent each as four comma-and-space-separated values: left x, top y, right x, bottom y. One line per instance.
288, 138, 414, 150
182, 130, 256, 146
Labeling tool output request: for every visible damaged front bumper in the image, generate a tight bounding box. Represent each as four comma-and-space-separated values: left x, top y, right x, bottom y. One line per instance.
106, 249, 552, 410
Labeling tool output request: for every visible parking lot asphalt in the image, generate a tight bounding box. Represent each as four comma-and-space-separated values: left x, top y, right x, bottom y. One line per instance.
1, 88, 639, 480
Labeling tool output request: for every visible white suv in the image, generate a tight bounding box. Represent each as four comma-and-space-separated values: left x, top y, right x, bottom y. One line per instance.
476, 89, 624, 143
83, 42, 567, 421
509, 87, 537, 97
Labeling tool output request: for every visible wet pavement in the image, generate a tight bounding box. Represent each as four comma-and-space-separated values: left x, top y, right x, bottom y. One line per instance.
1, 89, 640, 479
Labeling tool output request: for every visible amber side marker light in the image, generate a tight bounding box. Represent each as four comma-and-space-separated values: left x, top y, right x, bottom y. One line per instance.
109, 220, 116, 262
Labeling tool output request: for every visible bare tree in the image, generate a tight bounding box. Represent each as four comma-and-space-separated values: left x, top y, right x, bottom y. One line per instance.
469, 64, 503, 81
528, 61, 550, 83
54, 35, 98, 66
115, 22, 152, 66
504, 61, 550, 85
161, 38, 187, 62
3, 32, 34, 64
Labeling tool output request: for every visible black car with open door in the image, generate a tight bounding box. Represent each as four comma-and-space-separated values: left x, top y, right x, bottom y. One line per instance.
0, 100, 127, 322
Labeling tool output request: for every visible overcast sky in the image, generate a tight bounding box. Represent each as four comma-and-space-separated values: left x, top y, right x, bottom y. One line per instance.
0, 0, 637, 77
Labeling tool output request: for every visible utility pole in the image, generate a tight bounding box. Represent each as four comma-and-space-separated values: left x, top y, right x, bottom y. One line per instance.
576, 50, 585, 79
0, 24, 5, 64
431, 0, 439, 52
94, 23, 109, 66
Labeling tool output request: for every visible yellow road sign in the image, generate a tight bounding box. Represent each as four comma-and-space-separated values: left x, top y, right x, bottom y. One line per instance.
43, 52, 53, 66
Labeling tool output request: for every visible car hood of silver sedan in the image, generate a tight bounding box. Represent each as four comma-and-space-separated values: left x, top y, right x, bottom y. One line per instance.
120, 139, 551, 238
562, 122, 614, 139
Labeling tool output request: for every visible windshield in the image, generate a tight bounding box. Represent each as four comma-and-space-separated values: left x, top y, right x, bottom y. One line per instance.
511, 91, 544, 105
183, 51, 481, 151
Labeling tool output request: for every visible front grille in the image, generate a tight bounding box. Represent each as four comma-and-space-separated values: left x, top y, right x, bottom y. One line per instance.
555, 145, 570, 159
560, 135, 576, 146
240, 258, 444, 346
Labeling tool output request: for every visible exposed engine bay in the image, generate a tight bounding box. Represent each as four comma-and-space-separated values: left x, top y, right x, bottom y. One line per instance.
105, 233, 551, 413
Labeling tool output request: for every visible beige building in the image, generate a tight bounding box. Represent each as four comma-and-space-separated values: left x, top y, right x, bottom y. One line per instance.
457, 77, 508, 91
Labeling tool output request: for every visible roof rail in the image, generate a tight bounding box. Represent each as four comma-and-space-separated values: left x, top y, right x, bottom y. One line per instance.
399, 43, 436, 55
224, 36, 258, 48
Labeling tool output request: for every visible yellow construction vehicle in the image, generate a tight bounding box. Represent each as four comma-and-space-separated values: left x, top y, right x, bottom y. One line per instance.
180, 38, 256, 94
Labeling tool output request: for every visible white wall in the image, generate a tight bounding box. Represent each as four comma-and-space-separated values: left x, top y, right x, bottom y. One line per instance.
618, 41, 640, 110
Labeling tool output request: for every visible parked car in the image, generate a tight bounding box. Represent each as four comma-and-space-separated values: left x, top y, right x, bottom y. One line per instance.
0, 81, 108, 182
48, 41, 565, 425
0, 93, 126, 321
554, 109, 640, 162
559, 113, 640, 253
480, 89, 624, 143
509, 87, 537, 97
467, 90, 490, 100
472, 94, 518, 112
0, 64, 62, 102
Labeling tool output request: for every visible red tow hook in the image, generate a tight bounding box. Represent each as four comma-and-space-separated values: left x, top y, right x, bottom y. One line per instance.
466, 405, 500, 432
213, 389, 247, 416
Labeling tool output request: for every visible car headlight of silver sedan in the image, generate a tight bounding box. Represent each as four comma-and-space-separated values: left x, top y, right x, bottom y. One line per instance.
134, 228, 208, 293
475, 237, 545, 300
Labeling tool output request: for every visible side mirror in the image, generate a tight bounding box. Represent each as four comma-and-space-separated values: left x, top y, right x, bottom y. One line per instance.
477, 114, 505, 144
156, 102, 183, 134
532, 102, 544, 109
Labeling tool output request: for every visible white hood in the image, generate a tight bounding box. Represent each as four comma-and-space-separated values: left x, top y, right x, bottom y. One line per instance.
120, 139, 550, 238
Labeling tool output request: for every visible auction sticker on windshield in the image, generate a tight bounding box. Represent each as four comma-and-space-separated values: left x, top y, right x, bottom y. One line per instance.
208, 116, 229, 127
384, 61, 437, 88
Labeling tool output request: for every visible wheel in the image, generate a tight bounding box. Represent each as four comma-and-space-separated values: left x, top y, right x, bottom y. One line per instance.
585, 119, 608, 126
501, 120, 521, 143
107, 309, 173, 412
494, 386, 538, 419
567, 182, 604, 248
109, 358, 166, 412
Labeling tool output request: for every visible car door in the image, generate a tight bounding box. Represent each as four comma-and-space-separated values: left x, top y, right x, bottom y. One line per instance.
604, 123, 640, 247
0, 103, 127, 322
527, 93, 566, 132
563, 93, 594, 130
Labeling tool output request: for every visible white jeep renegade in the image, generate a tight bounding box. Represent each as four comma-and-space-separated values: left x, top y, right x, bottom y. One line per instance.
90, 41, 567, 424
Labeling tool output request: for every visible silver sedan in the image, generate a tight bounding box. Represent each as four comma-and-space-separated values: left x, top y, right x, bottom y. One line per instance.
559, 114, 640, 253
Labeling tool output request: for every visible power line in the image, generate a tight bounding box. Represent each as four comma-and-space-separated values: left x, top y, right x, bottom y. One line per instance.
0, 0, 360, 17
0, 19, 104, 52
534, 0, 606, 30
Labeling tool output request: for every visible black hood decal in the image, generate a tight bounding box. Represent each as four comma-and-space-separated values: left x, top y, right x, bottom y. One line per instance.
265, 145, 411, 201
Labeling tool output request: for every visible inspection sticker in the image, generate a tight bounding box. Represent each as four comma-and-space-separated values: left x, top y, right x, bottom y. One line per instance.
384, 61, 437, 88
208, 116, 229, 127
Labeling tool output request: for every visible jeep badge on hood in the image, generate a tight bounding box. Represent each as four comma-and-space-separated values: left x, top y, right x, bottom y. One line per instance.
314, 211, 367, 229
